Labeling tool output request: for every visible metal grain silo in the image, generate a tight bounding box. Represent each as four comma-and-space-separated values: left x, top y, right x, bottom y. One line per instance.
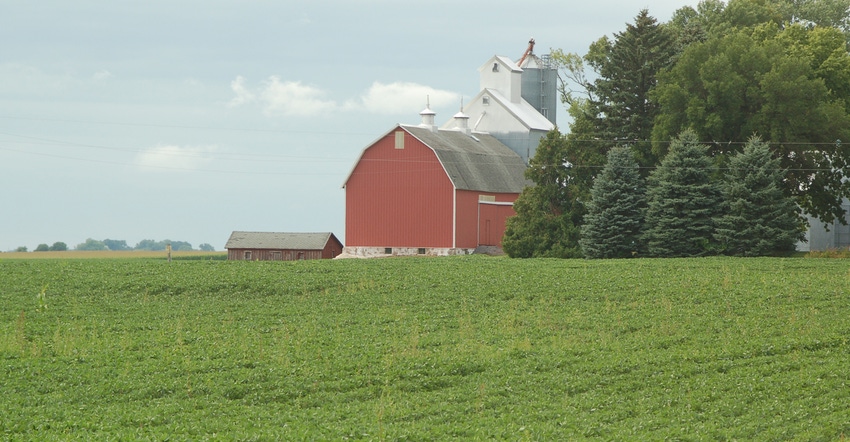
517, 39, 558, 126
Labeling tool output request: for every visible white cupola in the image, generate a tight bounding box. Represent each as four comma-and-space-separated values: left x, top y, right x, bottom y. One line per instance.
419, 97, 437, 132
453, 108, 470, 135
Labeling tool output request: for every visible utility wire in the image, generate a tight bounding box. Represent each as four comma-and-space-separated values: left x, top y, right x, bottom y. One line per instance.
1, 117, 846, 173
0, 115, 377, 137
0, 131, 352, 163
0, 145, 343, 175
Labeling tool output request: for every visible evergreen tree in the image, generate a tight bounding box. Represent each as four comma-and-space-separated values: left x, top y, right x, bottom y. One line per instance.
503, 130, 582, 258
644, 130, 723, 257
714, 136, 805, 256
589, 9, 675, 169
552, 9, 675, 170
580, 146, 646, 258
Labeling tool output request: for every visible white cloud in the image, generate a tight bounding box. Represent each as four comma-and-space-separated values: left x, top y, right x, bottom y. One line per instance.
345, 81, 459, 114
0, 62, 73, 95
259, 77, 336, 116
92, 70, 112, 81
135, 144, 216, 171
227, 75, 255, 107
297, 13, 312, 25
227, 77, 459, 117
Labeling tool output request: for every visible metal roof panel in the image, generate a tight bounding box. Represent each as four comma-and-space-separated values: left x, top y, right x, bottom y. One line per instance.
402, 126, 530, 193
225, 231, 337, 250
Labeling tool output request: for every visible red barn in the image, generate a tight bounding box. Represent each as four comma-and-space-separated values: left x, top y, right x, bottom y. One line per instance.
342, 109, 529, 257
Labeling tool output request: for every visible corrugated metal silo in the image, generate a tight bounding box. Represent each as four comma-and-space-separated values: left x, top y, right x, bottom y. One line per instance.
519, 53, 558, 126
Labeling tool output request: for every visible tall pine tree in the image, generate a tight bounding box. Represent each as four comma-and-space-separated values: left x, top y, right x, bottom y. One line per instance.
580, 146, 646, 258
589, 9, 675, 169
643, 130, 723, 257
714, 136, 805, 256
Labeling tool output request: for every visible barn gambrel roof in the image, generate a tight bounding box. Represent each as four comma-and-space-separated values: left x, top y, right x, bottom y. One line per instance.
225, 231, 340, 250
402, 125, 530, 193
343, 124, 530, 194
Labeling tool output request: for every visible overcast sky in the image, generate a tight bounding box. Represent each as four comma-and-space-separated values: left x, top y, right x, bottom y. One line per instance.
0, 0, 701, 251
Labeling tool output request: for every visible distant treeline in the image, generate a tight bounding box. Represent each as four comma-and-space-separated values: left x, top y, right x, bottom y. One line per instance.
13, 239, 215, 253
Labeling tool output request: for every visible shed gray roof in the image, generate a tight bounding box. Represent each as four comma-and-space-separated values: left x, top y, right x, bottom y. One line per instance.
225, 231, 340, 250
402, 125, 530, 193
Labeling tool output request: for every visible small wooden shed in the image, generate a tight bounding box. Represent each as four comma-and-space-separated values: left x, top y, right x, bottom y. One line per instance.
225, 231, 343, 261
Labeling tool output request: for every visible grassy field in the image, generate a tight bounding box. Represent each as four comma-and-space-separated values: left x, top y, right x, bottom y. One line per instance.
1, 256, 848, 440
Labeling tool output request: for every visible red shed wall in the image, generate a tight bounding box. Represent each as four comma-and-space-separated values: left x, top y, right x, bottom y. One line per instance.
227, 249, 323, 261
455, 190, 518, 248
346, 129, 455, 248
322, 236, 344, 259
478, 202, 516, 246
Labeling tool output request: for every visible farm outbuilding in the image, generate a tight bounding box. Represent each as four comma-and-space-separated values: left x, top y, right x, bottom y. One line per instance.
798, 199, 850, 251
342, 112, 529, 257
342, 41, 558, 257
225, 231, 343, 261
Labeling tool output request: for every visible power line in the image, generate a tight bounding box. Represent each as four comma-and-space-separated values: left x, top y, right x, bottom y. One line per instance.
1, 116, 846, 174
0, 115, 377, 137
4, 114, 846, 149
1, 139, 839, 174
558, 137, 846, 147
3, 113, 847, 146
0, 130, 352, 164
0, 144, 344, 175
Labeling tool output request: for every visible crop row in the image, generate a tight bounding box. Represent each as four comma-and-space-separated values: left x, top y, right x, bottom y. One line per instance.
1, 256, 848, 439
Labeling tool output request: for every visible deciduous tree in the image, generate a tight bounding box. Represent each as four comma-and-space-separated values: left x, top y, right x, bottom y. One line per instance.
503, 130, 582, 258
652, 25, 850, 224
76, 238, 107, 251
170, 241, 193, 251
103, 239, 130, 251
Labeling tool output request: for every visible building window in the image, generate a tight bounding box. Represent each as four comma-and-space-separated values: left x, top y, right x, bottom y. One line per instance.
492, 62, 499, 72
384, 248, 393, 254
297, 252, 305, 260
244, 251, 252, 260
395, 131, 405, 149
418, 248, 426, 255
479, 195, 496, 202
482, 96, 490, 106
270, 251, 281, 261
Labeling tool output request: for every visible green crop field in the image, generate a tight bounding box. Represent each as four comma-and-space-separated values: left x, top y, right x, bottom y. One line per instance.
1, 256, 848, 440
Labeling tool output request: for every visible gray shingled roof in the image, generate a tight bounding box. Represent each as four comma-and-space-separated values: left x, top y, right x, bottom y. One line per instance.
225, 231, 338, 250
403, 125, 530, 193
